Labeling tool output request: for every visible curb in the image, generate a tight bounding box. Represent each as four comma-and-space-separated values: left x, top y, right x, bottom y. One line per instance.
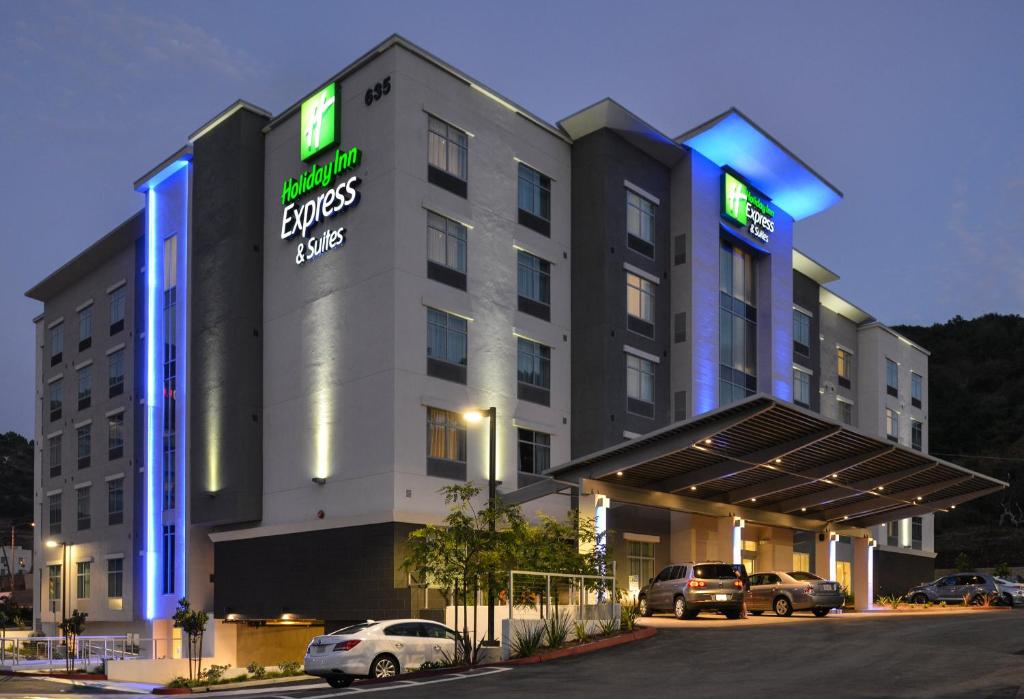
0, 669, 108, 681
153, 628, 658, 693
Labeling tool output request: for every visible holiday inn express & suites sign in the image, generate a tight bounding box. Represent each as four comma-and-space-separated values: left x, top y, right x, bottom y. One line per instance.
722, 171, 775, 244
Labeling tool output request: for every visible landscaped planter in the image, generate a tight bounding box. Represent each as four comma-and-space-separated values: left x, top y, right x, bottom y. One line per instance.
503, 627, 656, 665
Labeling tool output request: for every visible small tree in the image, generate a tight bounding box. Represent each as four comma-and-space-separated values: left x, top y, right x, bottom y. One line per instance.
954, 552, 972, 572
58, 609, 87, 672
172, 598, 209, 682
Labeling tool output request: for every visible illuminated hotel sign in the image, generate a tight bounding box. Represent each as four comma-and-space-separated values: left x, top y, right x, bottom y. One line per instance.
300, 83, 337, 161
283, 82, 364, 266
722, 171, 775, 244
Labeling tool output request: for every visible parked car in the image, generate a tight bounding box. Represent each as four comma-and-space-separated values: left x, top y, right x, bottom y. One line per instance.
906, 572, 1007, 605
304, 619, 458, 687
638, 562, 747, 619
745, 571, 844, 617
994, 577, 1024, 607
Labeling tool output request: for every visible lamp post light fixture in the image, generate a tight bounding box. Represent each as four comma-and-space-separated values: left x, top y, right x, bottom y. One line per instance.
45, 539, 69, 642
463, 406, 498, 645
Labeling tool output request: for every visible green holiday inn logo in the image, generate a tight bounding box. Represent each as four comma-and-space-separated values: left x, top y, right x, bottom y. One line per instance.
722, 171, 775, 244
723, 172, 749, 225
300, 83, 337, 161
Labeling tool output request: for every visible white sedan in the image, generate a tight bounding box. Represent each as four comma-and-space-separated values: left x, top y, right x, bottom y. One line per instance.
303, 619, 459, 687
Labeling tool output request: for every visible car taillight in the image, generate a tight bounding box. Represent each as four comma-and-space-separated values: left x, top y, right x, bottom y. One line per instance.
333, 639, 361, 652
734, 579, 744, 589
688, 579, 706, 588
804, 586, 814, 595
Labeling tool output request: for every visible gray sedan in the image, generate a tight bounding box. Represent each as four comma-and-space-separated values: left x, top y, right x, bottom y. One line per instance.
908, 573, 1008, 605
746, 571, 844, 617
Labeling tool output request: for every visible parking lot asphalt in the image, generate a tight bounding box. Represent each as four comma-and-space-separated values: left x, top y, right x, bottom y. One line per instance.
247, 608, 1024, 699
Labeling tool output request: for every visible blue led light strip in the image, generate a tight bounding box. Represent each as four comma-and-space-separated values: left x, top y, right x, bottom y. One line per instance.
145, 187, 158, 620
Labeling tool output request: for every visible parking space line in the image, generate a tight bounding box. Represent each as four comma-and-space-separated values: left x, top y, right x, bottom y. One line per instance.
288, 667, 513, 697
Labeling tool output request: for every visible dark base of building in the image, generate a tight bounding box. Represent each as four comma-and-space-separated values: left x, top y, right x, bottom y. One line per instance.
874, 549, 935, 598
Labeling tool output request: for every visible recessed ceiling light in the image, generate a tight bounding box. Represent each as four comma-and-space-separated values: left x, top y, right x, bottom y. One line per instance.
801, 507, 807, 512
878, 486, 884, 491
831, 474, 839, 479
704, 439, 713, 445
616, 471, 623, 477
689, 486, 697, 491
774, 458, 782, 464
751, 498, 757, 502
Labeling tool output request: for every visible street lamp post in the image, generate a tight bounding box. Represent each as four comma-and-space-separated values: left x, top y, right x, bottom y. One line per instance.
464, 406, 498, 645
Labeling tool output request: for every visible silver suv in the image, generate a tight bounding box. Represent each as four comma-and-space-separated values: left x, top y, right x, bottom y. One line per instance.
907, 572, 1011, 605
638, 562, 747, 620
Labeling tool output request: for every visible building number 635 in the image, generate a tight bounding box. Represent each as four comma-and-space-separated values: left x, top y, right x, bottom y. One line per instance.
365, 77, 392, 106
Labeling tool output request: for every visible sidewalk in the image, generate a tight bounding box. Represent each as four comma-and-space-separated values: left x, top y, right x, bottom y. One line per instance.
0, 668, 159, 694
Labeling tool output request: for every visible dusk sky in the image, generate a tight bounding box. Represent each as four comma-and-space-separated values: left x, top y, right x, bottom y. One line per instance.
1, 1, 1021, 436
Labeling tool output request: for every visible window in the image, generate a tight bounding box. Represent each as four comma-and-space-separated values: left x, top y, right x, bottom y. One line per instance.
517, 429, 550, 474
885, 407, 899, 442
426, 212, 467, 289
886, 520, 899, 547
837, 399, 853, 426
626, 190, 655, 257
77, 365, 92, 410
49, 434, 62, 477
517, 163, 551, 235
911, 517, 923, 550
76, 561, 91, 599
107, 558, 123, 599
792, 551, 810, 572
50, 323, 64, 366
162, 524, 175, 595
48, 492, 61, 535
162, 238, 178, 511
626, 353, 655, 417
628, 541, 655, 588
108, 478, 124, 525
517, 250, 551, 321
793, 310, 810, 355
626, 273, 655, 338
793, 367, 811, 407
108, 349, 124, 397
719, 242, 757, 406
427, 116, 468, 196
109, 287, 125, 335
426, 308, 467, 384
911, 372, 923, 408
885, 358, 899, 397
108, 412, 124, 460
837, 347, 852, 388
48, 564, 62, 601
77, 486, 91, 530
76, 425, 91, 470
426, 407, 466, 480
49, 379, 63, 422
78, 306, 92, 351
911, 419, 922, 451
517, 338, 551, 405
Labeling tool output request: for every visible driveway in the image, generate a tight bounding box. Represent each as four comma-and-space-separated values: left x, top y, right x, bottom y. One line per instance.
228, 608, 1023, 699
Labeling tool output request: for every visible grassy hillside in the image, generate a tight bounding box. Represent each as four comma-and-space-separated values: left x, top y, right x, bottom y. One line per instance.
892, 314, 1024, 568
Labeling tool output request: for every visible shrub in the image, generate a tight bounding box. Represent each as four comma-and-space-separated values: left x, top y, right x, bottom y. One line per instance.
572, 620, 589, 644
620, 598, 640, 631
167, 677, 191, 688
994, 562, 1012, 578
510, 623, 545, 659
246, 662, 266, 679
877, 594, 903, 610
597, 614, 619, 637
954, 552, 971, 572
543, 610, 572, 649
202, 664, 230, 684
278, 660, 301, 676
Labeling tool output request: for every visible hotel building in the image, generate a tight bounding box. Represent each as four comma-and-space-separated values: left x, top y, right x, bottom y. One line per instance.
26, 35, 1003, 655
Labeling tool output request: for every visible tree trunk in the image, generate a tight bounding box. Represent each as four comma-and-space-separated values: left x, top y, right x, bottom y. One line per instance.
197, 629, 204, 681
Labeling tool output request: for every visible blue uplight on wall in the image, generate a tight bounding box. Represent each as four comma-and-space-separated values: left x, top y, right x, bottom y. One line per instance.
679, 110, 842, 221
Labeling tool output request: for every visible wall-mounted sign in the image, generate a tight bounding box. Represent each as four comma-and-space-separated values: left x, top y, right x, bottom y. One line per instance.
722, 171, 775, 244
300, 83, 338, 161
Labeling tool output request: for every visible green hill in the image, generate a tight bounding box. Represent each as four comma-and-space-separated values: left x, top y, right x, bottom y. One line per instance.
892, 314, 1024, 568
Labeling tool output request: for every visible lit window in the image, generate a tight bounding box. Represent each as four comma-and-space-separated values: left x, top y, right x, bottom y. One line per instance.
427, 116, 468, 180
837, 347, 852, 386
48, 564, 62, 601
426, 407, 466, 464
627, 273, 655, 324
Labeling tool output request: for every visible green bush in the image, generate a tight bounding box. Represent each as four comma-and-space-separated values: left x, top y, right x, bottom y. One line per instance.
543, 610, 572, 649
510, 623, 545, 658
597, 614, 619, 637
572, 620, 589, 644
246, 662, 266, 679
203, 664, 230, 683
167, 677, 191, 688
278, 660, 301, 676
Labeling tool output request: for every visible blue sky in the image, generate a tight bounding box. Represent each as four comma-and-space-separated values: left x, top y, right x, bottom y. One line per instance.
1, 0, 1022, 435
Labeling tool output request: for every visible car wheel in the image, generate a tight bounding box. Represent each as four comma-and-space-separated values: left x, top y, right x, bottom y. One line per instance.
969, 594, 984, 606
774, 596, 793, 617
812, 608, 829, 618
1002, 594, 1014, 608
327, 676, 354, 688
911, 593, 929, 605
673, 596, 687, 620
724, 609, 741, 620
370, 654, 400, 679
750, 610, 763, 616
639, 596, 652, 617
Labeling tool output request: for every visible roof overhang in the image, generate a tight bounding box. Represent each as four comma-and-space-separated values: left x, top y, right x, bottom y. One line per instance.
793, 249, 840, 285
511, 395, 1005, 533
820, 287, 873, 324
558, 98, 687, 168
677, 109, 842, 221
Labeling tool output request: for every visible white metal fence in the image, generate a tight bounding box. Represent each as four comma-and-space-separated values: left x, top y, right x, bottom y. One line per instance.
0, 634, 137, 667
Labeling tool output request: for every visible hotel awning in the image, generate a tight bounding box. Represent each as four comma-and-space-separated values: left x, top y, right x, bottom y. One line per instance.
508, 395, 1006, 532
